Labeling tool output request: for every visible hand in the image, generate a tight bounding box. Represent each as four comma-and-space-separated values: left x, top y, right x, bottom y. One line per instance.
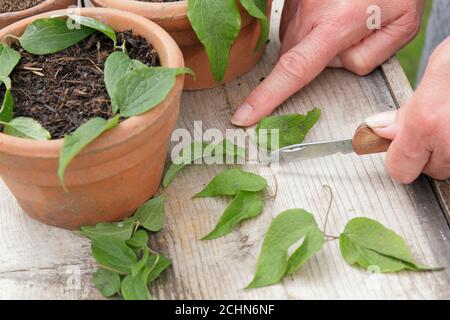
366, 37, 450, 183
231, 0, 424, 126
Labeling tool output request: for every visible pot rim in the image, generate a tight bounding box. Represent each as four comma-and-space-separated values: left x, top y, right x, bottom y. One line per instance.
91, 0, 188, 19
0, 7, 184, 159
0, 0, 76, 17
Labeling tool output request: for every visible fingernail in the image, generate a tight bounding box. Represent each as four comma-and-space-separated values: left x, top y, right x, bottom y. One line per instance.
231, 103, 254, 126
365, 110, 397, 129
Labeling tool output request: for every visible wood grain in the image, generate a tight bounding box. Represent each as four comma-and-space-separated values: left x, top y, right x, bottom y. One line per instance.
0, 0, 449, 300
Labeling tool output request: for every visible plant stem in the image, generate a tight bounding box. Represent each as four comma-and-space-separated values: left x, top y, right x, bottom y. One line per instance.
98, 264, 127, 275
322, 184, 334, 236
324, 234, 339, 240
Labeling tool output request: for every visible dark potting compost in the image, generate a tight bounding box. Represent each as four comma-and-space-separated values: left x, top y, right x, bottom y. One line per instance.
1, 31, 159, 139
0, 0, 45, 13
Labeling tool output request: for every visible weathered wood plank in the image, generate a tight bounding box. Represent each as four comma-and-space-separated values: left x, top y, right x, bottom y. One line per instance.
381, 58, 450, 224
0, 0, 449, 300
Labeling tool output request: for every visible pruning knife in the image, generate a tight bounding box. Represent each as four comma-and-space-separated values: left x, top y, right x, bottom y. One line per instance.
268, 124, 392, 163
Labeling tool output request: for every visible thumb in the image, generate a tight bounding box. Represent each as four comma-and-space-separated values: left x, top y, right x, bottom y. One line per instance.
365, 110, 401, 140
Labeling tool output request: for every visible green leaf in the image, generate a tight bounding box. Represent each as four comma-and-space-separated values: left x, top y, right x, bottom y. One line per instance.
203, 191, 263, 240
134, 197, 165, 232
256, 108, 321, 151
240, 0, 269, 51
121, 271, 152, 300
247, 209, 324, 288
195, 168, 267, 198
94, 268, 121, 298
19, 18, 96, 55
104, 52, 148, 113
1, 117, 51, 140
131, 249, 149, 277
58, 116, 119, 190
91, 236, 137, 274
80, 219, 136, 241
147, 253, 172, 283
163, 142, 209, 188
0, 44, 21, 77
67, 15, 116, 44
339, 217, 442, 273
187, 0, 241, 81
112, 67, 191, 117
0, 77, 14, 123
285, 227, 325, 274
126, 230, 149, 249
162, 139, 244, 188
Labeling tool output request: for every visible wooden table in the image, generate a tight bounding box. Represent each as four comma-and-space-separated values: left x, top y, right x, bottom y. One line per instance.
1, 0, 450, 300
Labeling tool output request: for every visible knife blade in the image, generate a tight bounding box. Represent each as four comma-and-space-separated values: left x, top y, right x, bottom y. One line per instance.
268, 124, 392, 163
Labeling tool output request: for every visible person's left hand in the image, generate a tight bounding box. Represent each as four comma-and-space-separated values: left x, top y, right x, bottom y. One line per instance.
365, 36, 450, 183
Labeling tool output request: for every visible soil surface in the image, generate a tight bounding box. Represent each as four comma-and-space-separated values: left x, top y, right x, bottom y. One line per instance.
0, 32, 159, 139
0, 0, 45, 13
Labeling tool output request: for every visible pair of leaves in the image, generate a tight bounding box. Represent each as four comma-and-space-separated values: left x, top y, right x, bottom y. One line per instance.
111, 66, 184, 117
340, 218, 441, 273
256, 108, 321, 151
163, 139, 245, 188
248, 209, 324, 288
81, 197, 165, 241
187, 0, 269, 82
197, 168, 267, 240
249, 213, 442, 289
82, 196, 170, 300
105, 51, 193, 117
118, 250, 172, 300
19, 16, 116, 55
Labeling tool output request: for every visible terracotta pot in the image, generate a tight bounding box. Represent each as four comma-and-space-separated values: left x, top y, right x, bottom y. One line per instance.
0, 8, 185, 229
0, 0, 78, 29
91, 0, 272, 90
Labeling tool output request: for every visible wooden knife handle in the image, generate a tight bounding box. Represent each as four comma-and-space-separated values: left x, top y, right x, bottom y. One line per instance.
352, 124, 391, 155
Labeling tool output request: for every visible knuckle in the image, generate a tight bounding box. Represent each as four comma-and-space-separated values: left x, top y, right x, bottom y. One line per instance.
341, 50, 376, 76
407, 105, 441, 137
348, 57, 375, 76
276, 51, 309, 82
428, 36, 450, 69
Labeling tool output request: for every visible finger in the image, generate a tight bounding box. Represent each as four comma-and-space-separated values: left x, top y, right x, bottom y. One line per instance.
365, 110, 401, 140
328, 56, 343, 68
423, 151, 450, 180
385, 115, 431, 184
280, 0, 300, 42
279, 11, 311, 57
338, 19, 419, 76
232, 26, 341, 127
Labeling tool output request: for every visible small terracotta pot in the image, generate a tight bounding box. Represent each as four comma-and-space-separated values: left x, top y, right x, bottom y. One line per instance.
0, 8, 185, 229
0, 0, 78, 29
91, 0, 272, 90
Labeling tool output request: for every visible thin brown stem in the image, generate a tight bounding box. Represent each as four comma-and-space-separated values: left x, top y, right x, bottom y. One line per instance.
322, 184, 334, 236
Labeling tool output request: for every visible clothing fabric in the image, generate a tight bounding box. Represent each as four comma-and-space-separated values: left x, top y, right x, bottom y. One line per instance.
418, 0, 450, 83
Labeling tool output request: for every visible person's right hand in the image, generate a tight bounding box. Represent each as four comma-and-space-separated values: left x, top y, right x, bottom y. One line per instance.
231, 0, 425, 127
